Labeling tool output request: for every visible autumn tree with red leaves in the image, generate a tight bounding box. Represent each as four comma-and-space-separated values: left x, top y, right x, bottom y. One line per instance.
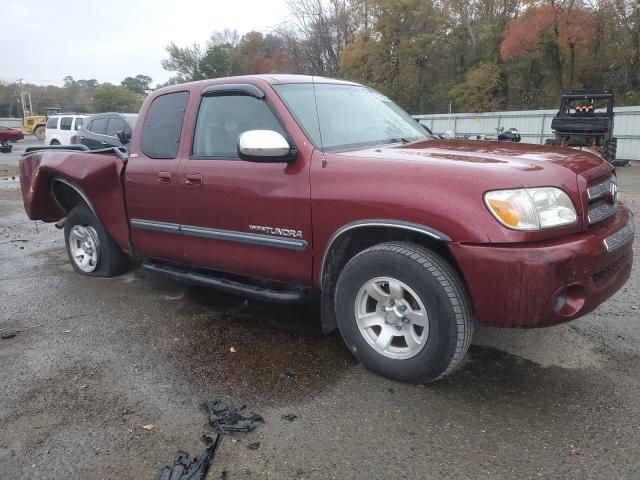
501, 3, 596, 91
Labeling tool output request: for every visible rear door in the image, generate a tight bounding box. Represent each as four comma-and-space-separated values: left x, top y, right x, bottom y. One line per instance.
125, 90, 191, 263
177, 84, 313, 284
45, 116, 59, 144
59, 116, 74, 144
83, 117, 108, 149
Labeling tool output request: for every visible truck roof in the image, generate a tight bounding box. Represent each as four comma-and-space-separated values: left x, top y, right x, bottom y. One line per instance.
155, 74, 360, 96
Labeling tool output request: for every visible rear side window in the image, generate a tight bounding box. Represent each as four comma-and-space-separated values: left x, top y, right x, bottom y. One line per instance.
60, 117, 73, 131
46, 117, 59, 129
74, 117, 84, 130
142, 91, 190, 159
106, 117, 126, 137
90, 117, 108, 135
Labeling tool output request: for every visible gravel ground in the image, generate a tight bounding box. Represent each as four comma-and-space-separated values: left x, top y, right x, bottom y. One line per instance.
1, 142, 639, 479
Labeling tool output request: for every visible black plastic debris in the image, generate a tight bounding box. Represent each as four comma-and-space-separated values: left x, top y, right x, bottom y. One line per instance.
282, 368, 297, 378
157, 434, 222, 480
202, 400, 264, 434
247, 442, 260, 450
1, 331, 17, 339
281, 414, 297, 422
220, 470, 230, 479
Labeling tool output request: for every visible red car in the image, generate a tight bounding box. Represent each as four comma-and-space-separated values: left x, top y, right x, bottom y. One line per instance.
0, 126, 24, 142
18, 75, 634, 383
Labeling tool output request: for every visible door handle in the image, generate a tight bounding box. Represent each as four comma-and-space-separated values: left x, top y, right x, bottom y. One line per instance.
101, 141, 108, 145
185, 173, 203, 185
157, 172, 172, 184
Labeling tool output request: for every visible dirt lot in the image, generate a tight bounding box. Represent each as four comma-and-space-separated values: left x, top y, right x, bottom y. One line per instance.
1, 143, 639, 479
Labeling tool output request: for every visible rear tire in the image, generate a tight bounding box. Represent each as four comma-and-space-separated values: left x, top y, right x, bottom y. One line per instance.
335, 242, 474, 383
64, 205, 129, 277
34, 126, 45, 141
50, 139, 60, 146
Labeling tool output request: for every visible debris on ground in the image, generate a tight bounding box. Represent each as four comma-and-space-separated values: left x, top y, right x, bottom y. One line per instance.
388, 388, 395, 394
281, 414, 297, 422
220, 470, 230, 480
1, 331, 17, 339
281, 367, 297, 378
157, 434, 222, 480
202, 400, 264, 434
229, 346, 236, 353
247, 442, 260, 450
143, 424, 155, 431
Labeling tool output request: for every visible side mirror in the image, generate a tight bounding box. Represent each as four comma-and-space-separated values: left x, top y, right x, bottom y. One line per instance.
116, 130, 131, 145
238, 130, 295, 163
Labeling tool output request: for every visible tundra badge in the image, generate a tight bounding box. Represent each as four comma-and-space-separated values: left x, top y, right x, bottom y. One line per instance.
249, 225, 303, 239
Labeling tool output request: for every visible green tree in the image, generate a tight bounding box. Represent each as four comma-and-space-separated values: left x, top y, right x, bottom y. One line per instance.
161, 43, 204, 82
199, 45, 233, 78
121, 75, 153, 94
92, 84, 143, 112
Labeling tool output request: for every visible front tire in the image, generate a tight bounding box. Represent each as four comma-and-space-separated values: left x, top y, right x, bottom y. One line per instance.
64, 205, 129, 277
335, 242, 474, 383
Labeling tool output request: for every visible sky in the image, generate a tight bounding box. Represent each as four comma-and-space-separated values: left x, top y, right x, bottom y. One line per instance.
1, 0, 291, 87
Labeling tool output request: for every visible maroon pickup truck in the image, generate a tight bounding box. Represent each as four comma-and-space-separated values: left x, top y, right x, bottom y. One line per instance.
19, 75, 635, 383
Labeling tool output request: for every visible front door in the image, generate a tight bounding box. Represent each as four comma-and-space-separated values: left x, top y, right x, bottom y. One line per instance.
177, 86, 312, 284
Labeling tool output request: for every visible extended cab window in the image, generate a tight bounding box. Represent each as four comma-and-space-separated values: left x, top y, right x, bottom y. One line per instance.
46, 117, 59, 129
91, 117, 108, 135
142, 91, 189, 159
192, 94, 285, 158
60, 117, 73, 131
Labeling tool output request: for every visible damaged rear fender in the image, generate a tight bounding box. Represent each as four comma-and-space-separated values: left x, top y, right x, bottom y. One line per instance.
19, 150, 131, 251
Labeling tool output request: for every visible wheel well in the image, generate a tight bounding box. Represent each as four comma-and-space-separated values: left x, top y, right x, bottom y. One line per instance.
51, 180, 92, 214
319, 226, 462, 334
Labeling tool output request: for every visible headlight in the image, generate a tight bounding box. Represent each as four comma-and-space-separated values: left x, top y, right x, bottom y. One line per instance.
484, 187, 577, 230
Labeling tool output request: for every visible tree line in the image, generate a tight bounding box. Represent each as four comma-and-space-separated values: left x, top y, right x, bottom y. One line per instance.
162, 0, 640, 113
2, 0, 638, 116
0, 75, 152, 117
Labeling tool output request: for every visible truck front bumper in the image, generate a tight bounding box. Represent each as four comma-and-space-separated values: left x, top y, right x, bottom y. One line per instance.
449, 207, 635, 328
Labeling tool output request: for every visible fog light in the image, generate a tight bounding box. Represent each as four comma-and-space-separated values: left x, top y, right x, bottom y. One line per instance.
552, 284, 586, 316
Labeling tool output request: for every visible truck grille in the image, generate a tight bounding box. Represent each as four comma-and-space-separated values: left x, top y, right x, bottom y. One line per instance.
586, 175, 618, 226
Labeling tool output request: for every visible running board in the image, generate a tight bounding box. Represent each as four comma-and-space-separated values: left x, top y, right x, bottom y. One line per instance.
143, 260, 317, 304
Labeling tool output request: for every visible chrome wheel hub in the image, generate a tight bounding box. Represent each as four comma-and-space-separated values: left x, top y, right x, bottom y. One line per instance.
69, 225, 99, 273
354, 277, 429, 360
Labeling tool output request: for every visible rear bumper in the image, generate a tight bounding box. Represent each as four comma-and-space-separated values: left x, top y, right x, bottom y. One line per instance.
450, 207, 635, 327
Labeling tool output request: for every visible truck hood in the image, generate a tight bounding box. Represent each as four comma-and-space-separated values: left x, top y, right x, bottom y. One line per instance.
323, 139, 614, 244
339, 139, 613, 185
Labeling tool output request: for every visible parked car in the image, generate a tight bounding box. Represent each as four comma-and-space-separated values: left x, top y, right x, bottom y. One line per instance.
19, 75, 635, 384
73, 113, 137, 149
0, 126, 24, 142
45, 115, 87, 145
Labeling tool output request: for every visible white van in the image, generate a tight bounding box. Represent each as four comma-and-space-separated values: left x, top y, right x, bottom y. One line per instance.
45, 115, 87, 145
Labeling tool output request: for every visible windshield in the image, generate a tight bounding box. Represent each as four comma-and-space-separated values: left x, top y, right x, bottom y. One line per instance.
273, 83, 428, 151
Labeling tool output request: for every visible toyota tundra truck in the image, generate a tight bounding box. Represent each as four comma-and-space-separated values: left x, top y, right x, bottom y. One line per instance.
19, 75, 635, 383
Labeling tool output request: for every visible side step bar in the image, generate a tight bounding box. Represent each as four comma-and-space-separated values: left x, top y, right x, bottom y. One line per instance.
143, 260, 317, 304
